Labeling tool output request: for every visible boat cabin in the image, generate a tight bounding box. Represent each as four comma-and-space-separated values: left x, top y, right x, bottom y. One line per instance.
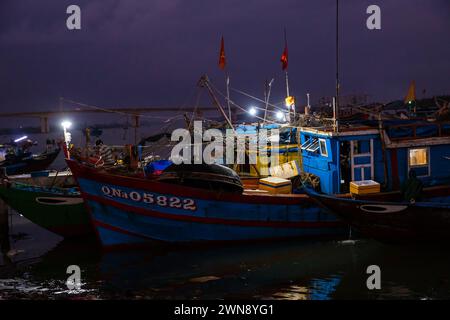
233, 123, 301, 178
299, 121, 450, 195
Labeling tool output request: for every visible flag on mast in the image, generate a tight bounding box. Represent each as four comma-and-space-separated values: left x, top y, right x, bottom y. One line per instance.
218, 36, 226, 70
280, 33, 288, 71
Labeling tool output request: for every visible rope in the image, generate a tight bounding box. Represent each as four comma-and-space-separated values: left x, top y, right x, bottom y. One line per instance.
207, 82, 281, 124
61, 98, 188, 121
230, 87, 294, 115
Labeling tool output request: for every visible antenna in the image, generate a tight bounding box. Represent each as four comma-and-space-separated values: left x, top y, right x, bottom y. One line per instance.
335, 0, 340, 132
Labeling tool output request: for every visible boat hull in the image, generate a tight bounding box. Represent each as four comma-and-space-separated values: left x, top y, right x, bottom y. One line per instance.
7, 170, 76, 188
1, 149, 61, 175
67, 160, 347, 247
0, 184, 92, 238
307, 189, 450, 241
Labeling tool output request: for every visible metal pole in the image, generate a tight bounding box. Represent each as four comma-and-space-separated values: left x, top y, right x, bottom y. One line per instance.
285, 71, 290, 98
335, 0, 340, 130
226, 73, 232, 124
285, 71, 291, 123
263, 79, 274, 124
134, 115, 140, 145
200, 76, 235, 134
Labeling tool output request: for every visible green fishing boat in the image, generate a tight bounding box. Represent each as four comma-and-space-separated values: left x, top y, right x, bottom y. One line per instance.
0, 178, 93, 238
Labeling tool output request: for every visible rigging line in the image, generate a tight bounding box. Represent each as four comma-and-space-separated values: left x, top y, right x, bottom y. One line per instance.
207, 83, 283, 124
229, 87, 294, 115
225, 99, 279, 125
177, 86, 200, 112
209, 81, 279, 117
188, 88, 204, 131
61, 98, 187, 121
351, 105, 402, 120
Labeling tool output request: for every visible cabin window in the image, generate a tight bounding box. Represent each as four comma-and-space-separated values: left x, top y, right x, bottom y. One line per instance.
307, 140, 320, 153
301, 136, 313, 150
408, 148, 428, 167
319, 139, 328, 157
301, 137, 320, 153
352, 140, 371, 155
408, 147, 430, 177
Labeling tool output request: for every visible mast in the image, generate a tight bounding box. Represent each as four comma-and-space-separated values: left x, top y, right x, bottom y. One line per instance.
283, 28, 292, 123
263, 79, 274, 124
218, 35, 232, 126
198, 75, 235, 134
335, 0, 340, 132
226, 73, 231, 123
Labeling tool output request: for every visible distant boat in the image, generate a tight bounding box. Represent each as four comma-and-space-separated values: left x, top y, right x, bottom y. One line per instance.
66, 159, 346, 248
0, 172, 92, 238
0, 148, 61, 175
306, 186, 450, 242
7, 169, 76, 187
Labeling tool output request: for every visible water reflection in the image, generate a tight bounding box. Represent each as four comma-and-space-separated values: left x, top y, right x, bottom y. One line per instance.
3, 213, 450, 299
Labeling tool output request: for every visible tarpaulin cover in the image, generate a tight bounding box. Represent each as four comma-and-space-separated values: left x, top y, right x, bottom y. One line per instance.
144, 160, 173, 175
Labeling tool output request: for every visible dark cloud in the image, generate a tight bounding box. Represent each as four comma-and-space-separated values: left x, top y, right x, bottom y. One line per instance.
0, 0, 449, 112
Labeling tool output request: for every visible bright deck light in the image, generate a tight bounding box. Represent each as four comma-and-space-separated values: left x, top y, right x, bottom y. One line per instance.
14, 135, 28, 143
276, 111, 285, 121
61, 121, 72, 129
248, 107, 257, 116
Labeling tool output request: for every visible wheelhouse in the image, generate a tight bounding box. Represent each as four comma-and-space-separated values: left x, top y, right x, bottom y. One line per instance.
299, 121, 450, 195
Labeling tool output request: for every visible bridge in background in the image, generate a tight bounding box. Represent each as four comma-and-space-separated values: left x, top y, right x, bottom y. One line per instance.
0, 106, 217, 134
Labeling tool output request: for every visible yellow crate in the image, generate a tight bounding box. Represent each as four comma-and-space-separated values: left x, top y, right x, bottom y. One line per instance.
259, 177, 292, 194
269, 160, 301, 179
350, 180, 380, 195
247, 144, 302, 178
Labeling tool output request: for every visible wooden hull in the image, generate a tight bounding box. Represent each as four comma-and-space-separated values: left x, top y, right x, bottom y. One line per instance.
6, 170, 76, 188
307, 189, 450, 242
0, 183, 92, 238
67, 160, 348, 248
0, 149, 61, 175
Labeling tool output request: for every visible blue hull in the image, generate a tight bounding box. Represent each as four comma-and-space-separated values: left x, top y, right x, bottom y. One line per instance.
1, 149, 60, 175
88, 199, 345, 246
68, 160, 347, 247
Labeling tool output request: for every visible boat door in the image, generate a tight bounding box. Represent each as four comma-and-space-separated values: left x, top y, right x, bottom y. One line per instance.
350, 139, 374, 181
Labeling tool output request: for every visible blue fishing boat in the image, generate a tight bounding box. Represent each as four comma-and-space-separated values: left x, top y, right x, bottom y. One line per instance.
67, 159, 346, 248
299, 120, 450, 194
0, 140, 60, 175
306, 187, 450, 242
299, 119, 450, 241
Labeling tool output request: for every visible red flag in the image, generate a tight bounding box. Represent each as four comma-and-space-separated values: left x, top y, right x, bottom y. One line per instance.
280, 42, 288, 71
218, 36, 226, 70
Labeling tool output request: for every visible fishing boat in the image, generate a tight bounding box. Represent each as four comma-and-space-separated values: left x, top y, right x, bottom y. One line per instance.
306, 187, 450, 242
0, 173, 92, 238
0, 142, 61, 175
297, 118, 450, 241
66, 159, 347, 248
7, 169, 76, 187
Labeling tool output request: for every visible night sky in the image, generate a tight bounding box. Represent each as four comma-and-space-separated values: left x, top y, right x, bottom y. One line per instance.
0, 0, 449, 113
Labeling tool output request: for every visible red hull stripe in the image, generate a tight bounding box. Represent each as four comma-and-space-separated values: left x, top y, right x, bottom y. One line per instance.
93, 219, 154, 240
67, 160, 313, 205
84, 193, 343, 229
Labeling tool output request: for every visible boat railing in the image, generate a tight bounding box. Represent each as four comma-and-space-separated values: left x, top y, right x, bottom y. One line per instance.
386, 122, 450, 141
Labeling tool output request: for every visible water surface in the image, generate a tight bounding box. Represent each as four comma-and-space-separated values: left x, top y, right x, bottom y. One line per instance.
1, 211, 450, 300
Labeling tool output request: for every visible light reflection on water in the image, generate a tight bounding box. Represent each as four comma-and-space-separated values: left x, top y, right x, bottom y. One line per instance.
2, 211, 450, 300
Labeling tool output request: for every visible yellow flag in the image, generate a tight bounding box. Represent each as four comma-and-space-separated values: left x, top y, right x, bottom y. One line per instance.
285, 96, 295, 107
404, 80, 416, 103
